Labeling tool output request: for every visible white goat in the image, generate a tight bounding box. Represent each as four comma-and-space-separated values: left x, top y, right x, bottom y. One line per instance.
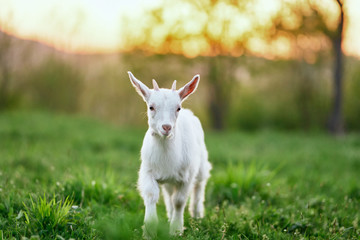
128, 72, 212, 238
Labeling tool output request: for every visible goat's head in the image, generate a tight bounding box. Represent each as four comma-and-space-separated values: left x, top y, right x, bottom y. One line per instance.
128, 71, 200, 138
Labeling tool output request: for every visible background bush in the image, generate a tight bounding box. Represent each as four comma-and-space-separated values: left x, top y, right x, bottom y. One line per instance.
2, 50, 360, 131
22, 57, 83, 113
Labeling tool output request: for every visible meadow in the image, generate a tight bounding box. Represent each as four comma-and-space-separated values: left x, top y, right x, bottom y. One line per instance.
0, 111, 359, 239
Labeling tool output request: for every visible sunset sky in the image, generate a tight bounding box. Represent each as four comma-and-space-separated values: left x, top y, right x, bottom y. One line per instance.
0, 0, 359, 58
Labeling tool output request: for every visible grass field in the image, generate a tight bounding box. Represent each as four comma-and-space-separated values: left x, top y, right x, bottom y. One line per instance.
0, 111, 359, 239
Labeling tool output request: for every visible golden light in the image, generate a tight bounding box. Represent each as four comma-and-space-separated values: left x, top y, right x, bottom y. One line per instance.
0, 0, 359, 58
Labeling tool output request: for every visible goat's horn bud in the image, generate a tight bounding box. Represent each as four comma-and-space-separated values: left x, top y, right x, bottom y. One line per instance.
172, 80, 177, 91
152, 79, 160, 91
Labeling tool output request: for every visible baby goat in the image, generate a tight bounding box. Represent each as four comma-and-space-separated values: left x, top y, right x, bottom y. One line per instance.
128, 72, 211, 238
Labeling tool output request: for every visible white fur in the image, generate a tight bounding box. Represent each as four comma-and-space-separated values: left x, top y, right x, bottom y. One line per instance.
128, 72, 212, 238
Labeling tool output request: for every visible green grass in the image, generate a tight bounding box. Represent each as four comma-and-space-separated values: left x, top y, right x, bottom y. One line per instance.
0, 111, 359, 239
23, 195, 73, 237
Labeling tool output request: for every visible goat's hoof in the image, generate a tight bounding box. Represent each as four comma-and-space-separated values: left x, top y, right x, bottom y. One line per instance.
194, 211, 204, 218
169, 224, 184, 236
142, 224, 157, 240
170, 229, 183, 237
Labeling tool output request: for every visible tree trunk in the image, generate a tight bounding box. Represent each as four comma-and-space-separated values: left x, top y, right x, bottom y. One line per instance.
209, 96, 224, 130
0, 31, 12, 110
328, 0, 344, 135
0, 66, 10, 109
208, 57, 225, 130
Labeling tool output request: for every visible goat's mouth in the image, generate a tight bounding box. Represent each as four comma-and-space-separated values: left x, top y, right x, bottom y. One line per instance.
160, 131, 173, 138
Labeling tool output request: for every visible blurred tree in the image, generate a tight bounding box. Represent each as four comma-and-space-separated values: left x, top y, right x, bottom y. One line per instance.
122, 0, 347, 131
122, 0, 257, 129
329, 0, 345, 135
193, 1, 251, 130
271, 0, 345, 134
0, 28, 12, 110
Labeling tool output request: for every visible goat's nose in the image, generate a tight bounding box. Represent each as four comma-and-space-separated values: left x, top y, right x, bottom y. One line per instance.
162, 124, 172, 132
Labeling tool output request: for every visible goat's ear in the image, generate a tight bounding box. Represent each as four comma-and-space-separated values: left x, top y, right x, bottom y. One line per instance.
128, 71, 150, 102
178, 74, 200, 101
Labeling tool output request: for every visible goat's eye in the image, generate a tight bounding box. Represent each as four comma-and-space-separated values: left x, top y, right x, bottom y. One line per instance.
149, 106, 155, 111
177, 107, 181, 112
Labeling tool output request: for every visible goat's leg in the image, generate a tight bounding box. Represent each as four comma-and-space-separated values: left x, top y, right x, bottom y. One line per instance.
189, 179, 207, 218
170, 183, 191, 235
138, 173, 160, 239
162, 184, 174, 221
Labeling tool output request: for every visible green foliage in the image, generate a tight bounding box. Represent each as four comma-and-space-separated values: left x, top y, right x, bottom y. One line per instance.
20, 194, 97, 239
61, 171, 123, 207
228, 59, 332, 131
230, 92, 265, 131
345, 66, 360, 130
23, 195, 73, 234
96, 210, 145, 239
0, 111, 359, 239
208, 163, 274, 205
23, 57, 83, 112
3, 52, 360, 130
